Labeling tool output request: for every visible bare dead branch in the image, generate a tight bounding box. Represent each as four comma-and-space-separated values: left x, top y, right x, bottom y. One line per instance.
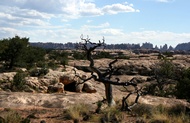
75, 35, 142, 108
121, 87, 143, 111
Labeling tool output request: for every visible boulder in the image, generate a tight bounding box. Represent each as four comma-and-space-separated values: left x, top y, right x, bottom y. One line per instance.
25, 77, 40, 88
0, 72, 17, 82
47, 83, 64, 93
59, 76, 73, 85
75, 83, 84, 92
83, 82, 97, 93
130, 76, 146, 83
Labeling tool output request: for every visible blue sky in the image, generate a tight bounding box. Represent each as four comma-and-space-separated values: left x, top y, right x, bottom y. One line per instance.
0, 0, 190, 47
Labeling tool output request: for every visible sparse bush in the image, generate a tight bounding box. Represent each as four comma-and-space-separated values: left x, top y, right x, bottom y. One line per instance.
72, 51, 86, 60
175, 68, 190, 102
167, 104, 186, 115
60, 58, 68, 66
132, 103, 153, 117
48, 50, 69, 63
18, 46, 46, 69
12, 71, 26, 91
163, 51, 173, 57
1, 111, 22, 123
117, 55, 130, 59
47, 61, 58, 70
64, 103, 90, 122
29, 67, 49, 77
93, 51, 113, 59
133, 104, 190, 123
100, 106, 124, 123
148, 57, 180, 97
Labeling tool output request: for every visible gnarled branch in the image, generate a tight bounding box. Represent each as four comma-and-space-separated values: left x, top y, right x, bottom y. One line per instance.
76, 35, 143, 108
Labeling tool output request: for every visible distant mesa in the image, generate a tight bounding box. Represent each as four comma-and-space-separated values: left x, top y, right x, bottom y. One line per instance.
30, 41, 190, 53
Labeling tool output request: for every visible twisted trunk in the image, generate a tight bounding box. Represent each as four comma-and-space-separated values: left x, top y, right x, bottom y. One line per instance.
104, 83, 115, 106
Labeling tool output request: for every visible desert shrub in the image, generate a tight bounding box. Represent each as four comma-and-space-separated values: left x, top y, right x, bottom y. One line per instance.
134, 104, 190, 123
47, 61, 58, 70
17, 46, 46, 69
149, 113, 169, 123
93, 51, 113, 59
29, 67, 49, 77
167, 104, 186, 115
155, 58, 175, 79
0, 110, 30, 123
35, 61, 47, 68
48, 50, 69, 63
1, 111, 22, 123
175, 67, 190, 102
72, 51, 86, 60
12, 71, 26, 91
132, 103, 153, 117
163, 51, 173, 57
100, 106, 124, 123
148, 57, 180, 97
60, 58, 68, 66
0, 36, 29, 70
149, 104, 190, 123
117, 55, 130, 59
64, 103, 90, 122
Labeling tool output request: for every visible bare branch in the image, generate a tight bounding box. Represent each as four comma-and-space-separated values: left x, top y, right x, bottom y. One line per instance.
75, 35, 143, 108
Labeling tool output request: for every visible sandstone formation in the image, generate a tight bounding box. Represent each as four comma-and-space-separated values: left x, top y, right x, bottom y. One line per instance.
0, 66, 97, 93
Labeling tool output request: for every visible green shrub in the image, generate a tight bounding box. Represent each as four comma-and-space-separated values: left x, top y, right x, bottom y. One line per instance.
29, 67, 49, 77
12, 71, 26, 91
72, 51, 86, 60
93, 51, 113, 59
60, 58, 68, 66
175, 68, 190, 102
1, 111, 22, 123
47, 61, 58, 70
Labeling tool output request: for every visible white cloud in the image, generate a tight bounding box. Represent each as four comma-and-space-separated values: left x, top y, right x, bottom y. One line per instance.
1, 22, 189, 47
79, 2, 103, 16
102, 3, 138, 14
0, 0, 139, 18
0, 0, 140, 33
0, 5, 53, 28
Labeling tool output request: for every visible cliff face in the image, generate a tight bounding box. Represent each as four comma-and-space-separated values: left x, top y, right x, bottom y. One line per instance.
175, 42, 190, 51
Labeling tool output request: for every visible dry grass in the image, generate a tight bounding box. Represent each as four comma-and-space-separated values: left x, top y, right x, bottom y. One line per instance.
132, 103, 190, 123
64, 103, 90, 122
0, 110, 23, 123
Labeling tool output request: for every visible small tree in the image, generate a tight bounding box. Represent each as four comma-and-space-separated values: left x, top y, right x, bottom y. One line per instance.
18, 46, 46, 68
12, 71, 26, 91
48, 50, 69, 66
75, 35, 142, 110
0, 36, 29, 69
175, 68, 190, 102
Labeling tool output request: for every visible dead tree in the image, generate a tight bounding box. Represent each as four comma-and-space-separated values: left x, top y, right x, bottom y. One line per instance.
75, 35, 143, 110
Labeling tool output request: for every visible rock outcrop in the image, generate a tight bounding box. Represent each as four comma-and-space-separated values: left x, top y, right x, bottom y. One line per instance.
47, 83, 64, 93
0, 66, 97, 93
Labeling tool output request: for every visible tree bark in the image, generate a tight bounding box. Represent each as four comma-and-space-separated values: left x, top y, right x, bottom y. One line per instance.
104, 83, 115, 106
